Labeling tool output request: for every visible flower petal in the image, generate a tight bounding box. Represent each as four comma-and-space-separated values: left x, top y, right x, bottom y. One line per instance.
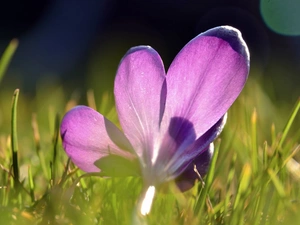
114, 46, 166, 166
60, 106, 135, 172
159, 26, 249, 159
175, 143, 214, 192
155, 114, 226, 182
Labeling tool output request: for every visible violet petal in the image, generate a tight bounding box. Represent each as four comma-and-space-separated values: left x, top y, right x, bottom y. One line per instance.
60, 106, 135, 172
155, 26, 249, 165
114, 46, 166, 166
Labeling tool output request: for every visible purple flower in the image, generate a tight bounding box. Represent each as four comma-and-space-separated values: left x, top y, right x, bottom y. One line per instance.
60, 26, 249, 193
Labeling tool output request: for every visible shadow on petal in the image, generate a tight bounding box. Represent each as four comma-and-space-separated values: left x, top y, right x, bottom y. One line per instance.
168, 116, 196, 149
152, 116, 196, 179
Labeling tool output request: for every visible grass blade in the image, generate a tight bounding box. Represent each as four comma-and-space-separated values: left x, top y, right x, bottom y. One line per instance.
268, 169, 286, 198
194, 141, 220, 215
233, 163, 252, 210
28, 165, 35, 202
251, 108, 258, 174
87, 89, 97, 110
278, 98, 300, 149
0, 39, 18, 83
31, 113, 49, 179
50, 113, 60, 186
11, 89, 20, 187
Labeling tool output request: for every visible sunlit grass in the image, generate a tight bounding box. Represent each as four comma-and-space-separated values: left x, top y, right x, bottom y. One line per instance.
0, 44, 299, 225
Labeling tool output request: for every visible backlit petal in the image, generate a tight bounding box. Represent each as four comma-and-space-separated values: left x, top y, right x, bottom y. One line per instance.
60, 106, 135, 172
114, 46, 166, 167
159, 26, 249, 160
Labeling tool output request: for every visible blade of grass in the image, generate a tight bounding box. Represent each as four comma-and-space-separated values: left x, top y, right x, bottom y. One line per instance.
64, 172, 100, 200
50, 113, 60, 186
230, 163, 252, 225
31, 113, 49, 179
77, 170, 88, 190
0, 39, 18, 83
58, 158, 71, 187
223, 152, 237, 220
194, 140, 221, 215
87, 89, 97, 110
271, 123, 276, 145
278, 98, 300, 149
267, 169, 286, 198
99, 91, 110, 114
252, 180, 268, 225
263, 141, 268, 169
233, 163, 252, 210
251, 108, 258, 174
11, 89, 20, 188
28, 165, 35, 202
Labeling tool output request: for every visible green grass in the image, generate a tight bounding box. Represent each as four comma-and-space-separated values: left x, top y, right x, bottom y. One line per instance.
0, 43, 299, 225
0, 39, 18, 84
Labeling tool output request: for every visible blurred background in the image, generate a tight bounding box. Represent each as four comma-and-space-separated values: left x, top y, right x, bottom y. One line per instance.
0, 0, 299, 118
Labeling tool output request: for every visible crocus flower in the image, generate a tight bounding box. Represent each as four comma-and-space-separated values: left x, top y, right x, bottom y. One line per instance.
60, 26, 249, 215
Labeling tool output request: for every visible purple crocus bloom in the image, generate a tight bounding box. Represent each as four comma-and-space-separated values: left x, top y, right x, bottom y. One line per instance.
60, 26, 249, 208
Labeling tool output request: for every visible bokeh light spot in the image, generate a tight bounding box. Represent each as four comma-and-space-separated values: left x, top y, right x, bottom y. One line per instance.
260, 0, 300, 36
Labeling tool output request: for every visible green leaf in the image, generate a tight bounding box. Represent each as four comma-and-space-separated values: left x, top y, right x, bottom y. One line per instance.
95, 154, 141, 177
